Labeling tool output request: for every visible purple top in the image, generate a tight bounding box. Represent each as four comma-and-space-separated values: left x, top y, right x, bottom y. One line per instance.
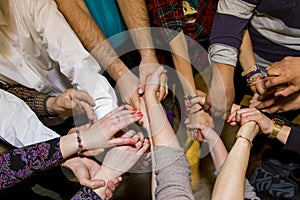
0, 137, 102, 199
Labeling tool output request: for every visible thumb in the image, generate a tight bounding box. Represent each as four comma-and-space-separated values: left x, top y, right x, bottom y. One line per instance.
80, 178, 106, 189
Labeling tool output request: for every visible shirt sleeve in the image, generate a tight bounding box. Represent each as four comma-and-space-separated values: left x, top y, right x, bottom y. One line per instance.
71, 187, 102, 200
0, 138, 62, 190
154, 146, 194, 200
209, 0, 258, 66
0, 83, 54, 118
0, 89, 60, 147
285, 125, 300, 155
32, 0, 118, 119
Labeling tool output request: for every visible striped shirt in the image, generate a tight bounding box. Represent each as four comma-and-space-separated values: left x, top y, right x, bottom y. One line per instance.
209, 0, 300, 66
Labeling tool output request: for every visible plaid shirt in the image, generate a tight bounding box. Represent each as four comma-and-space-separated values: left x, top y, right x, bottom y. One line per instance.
147, 0, 217, 43
147, 0, 217, 71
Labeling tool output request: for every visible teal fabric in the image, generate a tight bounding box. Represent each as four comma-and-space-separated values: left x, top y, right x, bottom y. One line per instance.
186, 0, 199, 9
84, 0, 128, 48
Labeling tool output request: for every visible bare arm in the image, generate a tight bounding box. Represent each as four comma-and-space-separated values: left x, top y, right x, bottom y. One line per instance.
212, 121, 259, 200
116, 0, 157, 62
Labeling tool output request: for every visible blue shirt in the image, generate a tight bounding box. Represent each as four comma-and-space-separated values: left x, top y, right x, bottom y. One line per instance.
84, 0, 128, 48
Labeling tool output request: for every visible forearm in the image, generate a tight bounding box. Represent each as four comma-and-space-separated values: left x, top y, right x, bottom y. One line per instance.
145, 94, 180, 147
55, 0, 130, 81
209, 138, 228, 171
212, 121, 258, 200
239, 29, 256, 70
0, 138, 63, 190
55, 0, 104, 51
117, 0, 157, 61
170, 31, 197, 96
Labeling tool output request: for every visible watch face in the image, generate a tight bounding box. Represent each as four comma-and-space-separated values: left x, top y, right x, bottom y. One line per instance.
272, 117, 285, 125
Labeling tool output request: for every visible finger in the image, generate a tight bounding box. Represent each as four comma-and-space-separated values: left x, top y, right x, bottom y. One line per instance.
264, 76, 286, 89
267, 105, 280, 114
109, 137, 136, 146
203, 96, 211, 113
72, 89, 96, 107
255, 98, 275, 110
107, 180, 116, 191
138, 139, 150, 154
80, 178, 106, 189
275, 86, 298, 97
158, 73, 168, 101
80, 101, 96, 122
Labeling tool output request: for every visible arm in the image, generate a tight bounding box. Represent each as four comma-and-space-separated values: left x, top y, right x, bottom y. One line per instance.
0, 89, 59, 147
0, 83, 53, 118
264, 56, 300, 97
228, 107, 300, 155
212, 121, 259, 200
36, 0, 117, 119
203, 62, 235, 119
116, 0, 167, 100
54, 0, 141, 108
144, 66, 194, 200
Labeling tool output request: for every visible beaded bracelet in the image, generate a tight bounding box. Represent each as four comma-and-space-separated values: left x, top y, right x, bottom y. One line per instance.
246, 69, 264, 86
75, 129, 83, 155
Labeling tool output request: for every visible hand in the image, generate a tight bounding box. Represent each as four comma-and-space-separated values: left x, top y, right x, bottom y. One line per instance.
46, 88, 96, 122
138, 62, 168, 101
63, 156, 104, 189
227, 107, 273, 135
250, 80, 267, 95
63, 156, 122, 198
186, 123, 219, 144
264, 56, 300, 97
144, 65, 167, 98
203, 63, 234, 119
97, 132, 150, 178
255, 91, 300, 113
81, 105, 144, 150
116, 70, 141, 109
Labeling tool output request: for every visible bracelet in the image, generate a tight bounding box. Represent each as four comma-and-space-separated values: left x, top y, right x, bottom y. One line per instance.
75, 129, 83, 155
246, 70, 264, 86
241, 64, 258, 76
235, 135, 253, 147
268, 119, 283, 139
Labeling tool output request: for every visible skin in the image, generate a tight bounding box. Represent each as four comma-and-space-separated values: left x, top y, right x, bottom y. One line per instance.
55, 0, 167, 109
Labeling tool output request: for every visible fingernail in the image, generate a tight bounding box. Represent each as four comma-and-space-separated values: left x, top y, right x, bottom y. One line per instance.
147, 140, 151, 145
132, 108, 137, 112
138, 88, 143, 94
137, 112, 143, 116
129, 140, 136, 145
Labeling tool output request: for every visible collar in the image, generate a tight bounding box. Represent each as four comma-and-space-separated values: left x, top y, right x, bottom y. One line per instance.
0, 9, 8, 25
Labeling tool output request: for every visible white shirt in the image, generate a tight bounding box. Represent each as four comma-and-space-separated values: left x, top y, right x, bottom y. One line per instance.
0, 0, 118, 121
0, 89, 60, 147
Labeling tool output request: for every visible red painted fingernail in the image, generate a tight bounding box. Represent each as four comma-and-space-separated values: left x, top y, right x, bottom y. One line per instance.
137, 112, 143, 115
147, 140, 151, 145
129, 140, 136, 145
132, 108, 137, 112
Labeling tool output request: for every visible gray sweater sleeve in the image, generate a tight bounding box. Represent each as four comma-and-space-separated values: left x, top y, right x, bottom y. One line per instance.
154, 146, 194, 200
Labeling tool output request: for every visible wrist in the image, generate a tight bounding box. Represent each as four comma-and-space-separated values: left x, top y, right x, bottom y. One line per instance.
45, 96, 58, 116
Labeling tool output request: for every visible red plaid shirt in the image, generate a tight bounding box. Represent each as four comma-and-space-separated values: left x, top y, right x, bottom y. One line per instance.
147, 0, 217, 43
